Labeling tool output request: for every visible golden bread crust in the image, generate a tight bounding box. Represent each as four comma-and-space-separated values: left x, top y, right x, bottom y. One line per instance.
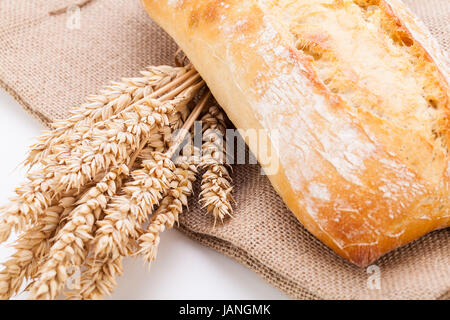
142, 0, 449, 266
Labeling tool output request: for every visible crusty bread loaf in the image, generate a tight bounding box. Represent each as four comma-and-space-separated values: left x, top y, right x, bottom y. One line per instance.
142, 0, 450, 267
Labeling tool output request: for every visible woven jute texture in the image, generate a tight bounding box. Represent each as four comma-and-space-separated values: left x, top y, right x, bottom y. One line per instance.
0, 0, 448, 300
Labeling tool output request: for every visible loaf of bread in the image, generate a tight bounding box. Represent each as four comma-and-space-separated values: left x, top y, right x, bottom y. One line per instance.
142, 0, 449, 267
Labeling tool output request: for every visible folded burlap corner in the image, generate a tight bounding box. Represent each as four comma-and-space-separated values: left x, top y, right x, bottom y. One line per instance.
0, 0, 448, 299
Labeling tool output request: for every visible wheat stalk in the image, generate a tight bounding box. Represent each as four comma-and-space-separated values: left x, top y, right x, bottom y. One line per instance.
199, 106, 234, 226
73, 93, 210, 299
0, 79, 202, 246
26, 66, 189, 168
0, 63, 236, 300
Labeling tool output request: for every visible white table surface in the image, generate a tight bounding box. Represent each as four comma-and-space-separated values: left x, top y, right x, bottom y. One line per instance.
0, 88, 288, 300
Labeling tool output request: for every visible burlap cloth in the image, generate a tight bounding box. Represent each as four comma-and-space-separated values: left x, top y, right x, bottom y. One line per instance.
0, 0, 449, 300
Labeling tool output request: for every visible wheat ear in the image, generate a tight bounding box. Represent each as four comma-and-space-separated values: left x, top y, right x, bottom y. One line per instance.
0, 206, 62, 300
137, 157, 197, 265
134, 94, 206, 265
0, 169, 60, 243
0, 189, 80, 300
199, 106, 234, 226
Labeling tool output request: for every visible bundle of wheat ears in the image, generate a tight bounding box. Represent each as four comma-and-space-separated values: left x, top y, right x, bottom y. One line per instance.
0, 63, 234, 300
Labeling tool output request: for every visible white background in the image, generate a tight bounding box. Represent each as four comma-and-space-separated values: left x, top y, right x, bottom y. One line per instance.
0, 89, 288, 300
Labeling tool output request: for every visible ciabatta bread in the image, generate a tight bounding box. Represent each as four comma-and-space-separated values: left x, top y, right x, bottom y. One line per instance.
142, 0, 450, 267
